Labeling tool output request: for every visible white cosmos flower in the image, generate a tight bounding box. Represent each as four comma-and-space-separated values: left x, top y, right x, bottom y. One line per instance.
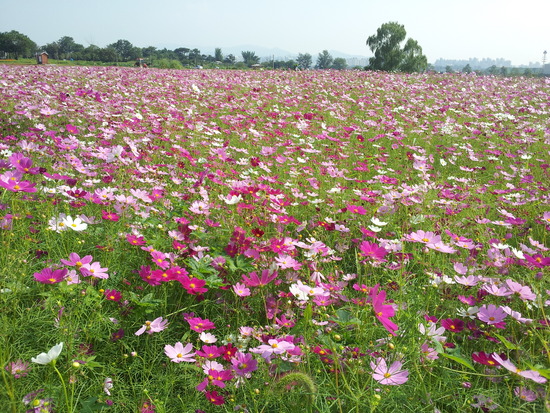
31, 342, 63, 364
62, 216, 88, 231
371, 217, 388, 226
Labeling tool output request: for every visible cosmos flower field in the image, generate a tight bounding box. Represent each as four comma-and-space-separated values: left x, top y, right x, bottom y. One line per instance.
0, 65, 549, 412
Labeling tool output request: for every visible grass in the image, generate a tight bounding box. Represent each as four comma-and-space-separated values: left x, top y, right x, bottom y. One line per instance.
0, 65, 548, 412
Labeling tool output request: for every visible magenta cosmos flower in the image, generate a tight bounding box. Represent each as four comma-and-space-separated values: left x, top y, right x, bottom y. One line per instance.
370, 357, 409, 385
33, 267, 67, 284
164, 342, 196, 363
369, 284, 398, 336
186, 316, 215, 333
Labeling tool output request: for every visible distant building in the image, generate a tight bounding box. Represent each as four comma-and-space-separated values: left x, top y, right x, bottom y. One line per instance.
36, 52, 48, 64
543, 64, 550, 76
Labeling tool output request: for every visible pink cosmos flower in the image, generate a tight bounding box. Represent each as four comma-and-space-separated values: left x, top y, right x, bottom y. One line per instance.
492, 354, 547, 383
80, 262, 109, 279
34, 267, 67, 284
274, 254, 302, 270
126, 234, 146, 245
5, 359, 30, 378
477, 304, 507, 326
101, 210, 119, 221
250, 339, 295, 361
514, 387, 537, 402
231, 352, 258, 377
370, 357, 409, 385
441, 318, 464, 332
505, 280, 536, 301
186, 316, 215, 333
370, 284, 398, 336
241, 269, 278, 287
407, 230, 441, 244
104, 289, 122, 302
347, 204, 367, 215
196, 369, 233, 391
61, 253, 93, 269
359, 241, 388, 262
232, 282, 251, 297
179, 275, 208, 295
164, 342, 196, 363
135, 316, 169, 336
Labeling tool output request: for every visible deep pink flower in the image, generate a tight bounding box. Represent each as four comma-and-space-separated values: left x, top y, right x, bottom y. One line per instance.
204, 390, 225, 405
241, 269, 278, 287
370, 284, 398, 335
359, 241, 388, 261
126, 234, 146, 245
104, 289, 122, 302
196, 368, 233, 391
231, 352, 258, 376
60, 252, 93, 269
179, 275, 208, 295
196, 345, 222, 359
101, 210, 119, 221
34, 267, 67, 284
186, 316, 215, 333
347, 204, 367, 215
441, 318, 464, 333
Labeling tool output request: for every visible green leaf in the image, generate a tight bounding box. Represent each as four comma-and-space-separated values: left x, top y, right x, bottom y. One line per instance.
79, 396, 107, 412
493, 333, 520, 350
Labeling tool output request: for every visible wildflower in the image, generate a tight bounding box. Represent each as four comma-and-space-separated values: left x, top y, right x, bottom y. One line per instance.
231, 352, 258, 377
102, 377, 113, 396
204, 390, 225, 405
418, 322, 447, 343
420, 343, 438, 361
359, 241, 388, 262
250, 339, 295, 361
407, 230, 441, 244
347, 204, 367, 215
164, 342, 196, 363
62, 215, 88, 231
471, 352, 501, 367
60, 252, 93, 269
514, 387, 537, 402
199, 332, 218, 343
33, 267, 67, 284
370, 284, 398, 336
135, 317, 169, 336
186, 316, 215, 333
492, 354, 547, 383
196, 368, 233, 391
441, 318, 464, 333
477, 304, 507, 327
232, 282, 251, 297
80, 262, 109, 279
505, 280, 536, 301
126, 234, 146, 245
31, 342, 63, 365
241, 269, 278, 287
104, 289, 122, 302
179, 275, 208, 295
196, 345, 222, 359
471, 395, 499, 411
22, 389, 54, 412
101, 210, 119, 221
370, 357, 409, 385
5, 360, 30, 378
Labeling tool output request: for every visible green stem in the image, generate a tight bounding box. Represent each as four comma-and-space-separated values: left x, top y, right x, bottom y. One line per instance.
52, 362, 72, 413
1, 366, 16, 413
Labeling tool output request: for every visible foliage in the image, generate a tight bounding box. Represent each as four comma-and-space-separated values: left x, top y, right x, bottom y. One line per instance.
241, 50, 260, 67
0, 30, 37, 59
297, 53, 312, 70
316, 50, 333, 69
366, 21, 427, 72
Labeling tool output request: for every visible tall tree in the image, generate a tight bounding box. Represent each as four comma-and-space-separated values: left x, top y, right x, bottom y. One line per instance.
107, 39, 135, 61
241, 51, 260, 66
57, 36, 82, 59
296, 53, 312, 70
366, 22, 427, 72
332, 57, 348, 70
214, 48, 223, 62
0, 30, 36, 59
399, 38, 428, 73
316, 50, 333, 69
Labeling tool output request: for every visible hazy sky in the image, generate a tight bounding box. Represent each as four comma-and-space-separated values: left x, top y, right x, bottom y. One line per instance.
2, 0, 548, 65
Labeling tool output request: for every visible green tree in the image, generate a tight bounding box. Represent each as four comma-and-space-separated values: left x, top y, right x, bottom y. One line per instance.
224, 54, 236, 64
0, 30, 36, 59
241, 50, 260, 66
57, 36, 83, 59
462, 64, 472, 74
108, 39, 135, 61
214, 48, 223, 62
332, 57, 348, 70
366, 22, 427, 72
316, 50, 333, 69
445, 65, 454, 73
43, 41, 60, 60
400, 38, 428, 73
296, 53, 312, 70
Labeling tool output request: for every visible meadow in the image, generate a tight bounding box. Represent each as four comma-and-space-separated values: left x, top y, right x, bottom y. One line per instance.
0, 65, 548, 413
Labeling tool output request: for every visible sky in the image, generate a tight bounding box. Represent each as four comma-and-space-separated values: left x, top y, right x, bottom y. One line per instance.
2, 0, 548, 66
